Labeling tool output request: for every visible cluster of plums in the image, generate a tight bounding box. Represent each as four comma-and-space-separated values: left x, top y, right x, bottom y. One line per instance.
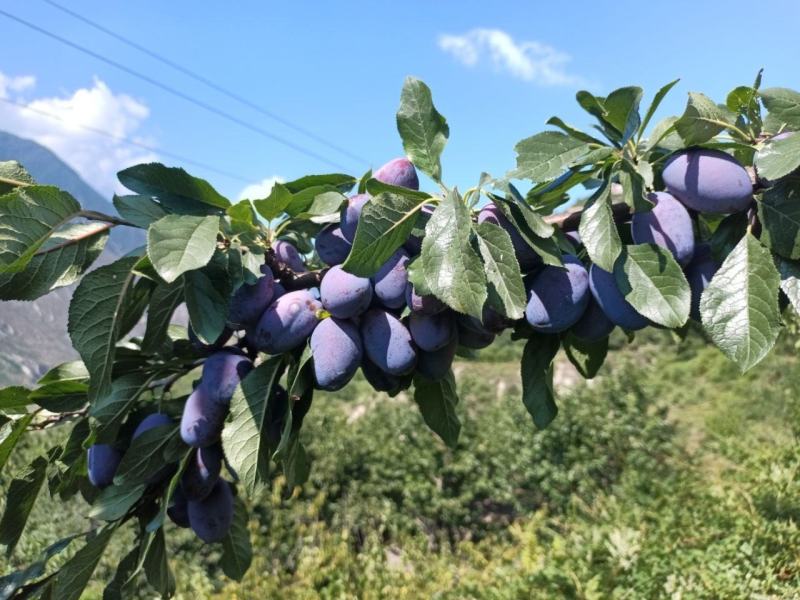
85, 145, 755, 544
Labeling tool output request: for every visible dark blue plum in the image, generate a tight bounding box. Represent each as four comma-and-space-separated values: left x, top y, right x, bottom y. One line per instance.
631, 192, 695, 266
181, 444, 223, 501
565, 230, 582, 249
228, 276, 274, 328
360, 309, 417, 376
373, 157, 420, 190
341, 193, 370, 242
320, 265, 373, 319
371, 249, 410, 309
405, 283, 445, 315
201, 351, 253, 404
525, 255, 590, 333
589, 265, 649, 331
273, 240, 307, 272
403, 205, 435, 255
181, 386, 224, 448
253, 290, 322, 354
408, 311, 456, 352
361, 357, 410, 395
456, 315, 495, 349
662, 148, 753, 213
133, 413, 173, 439
477, 203, 541, 271
87, 444, 121, 489
481, 306, 513, 334
569, 297, 615, 341
416, 335, 458, 381
167, 487, 190, 528
187, 479, 234, 543
685, 243, 718, 321
310, 318, 363, 391
316, 225, 352, 266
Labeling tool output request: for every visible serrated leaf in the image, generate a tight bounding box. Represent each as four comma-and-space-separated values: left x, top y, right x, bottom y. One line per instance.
52, 525, 115, 600
283, 173, 355, 194
418, 190, 487, 318
38, 361, 88, 386
342, 192, 427, 277
183, 253, 232, 345
222, 357, 284, 498
615, 244, 690, 328
102, 543, 141, 600
511, 131, 590, 182
603, 86, 643, 143
778, 257, 800, 315
113, 195, 167, 228
29, 381, 87, 413
141, 279, 184, 354
562, 333, 607, 379
617, 161, 654, 213
68, 256, 139, 403
90, 374, 156, 444
0, 160, 35, 194
89, 483, 146, 521
396, 77, 449, 182
143, 528, 175, 597
754, 133, 800, 182
147, 215, 219, 283
0, 456, 47, 556
114, 425, 180, 487
0, 387, 30, 411
252, 182, 292, 221
474, 222, 526, 319
675, 92, 735, 145
0, 534, 79, 599
413, 371, 460, 448
760, 87, 800, 131
640, 79, 680, 138
0, 414, 34, 474
545, 116, 606, 145
283, 436, 310, 489
520, 334, 560, 429
221, 497, 253, 581
118, 163, 230, 209
700, 233, 781, 372
758, 181, 800, 259
0, 185, 83, 273
579, 185, 623, 271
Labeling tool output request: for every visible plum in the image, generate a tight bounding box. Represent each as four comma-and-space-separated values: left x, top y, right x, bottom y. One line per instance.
371, 249, 410, 309
569, 296, 615, 341
310, 318, 363, 391
187, 479, 234, 543
87, 444, 121, 489
201, 351, 253, 404
273, 240, 307, 272
181, 444, 223, 501
525, 255, 590, 333
684, 243, 718, 321
481, 306, 513, 334
228, 276, 274, 328
662, 148, 753, 213
405, 283, 445, 315
360, 309, 417, 376
133, 413, 173, 439
373, 157, 419, 190
315, 224, 352, 266
253, 290, 322, 354
408, 311, 456, 352
477, 203, 541, 271
456, 315, 495, 349
416, 335, 458, 381
403, 205, 435, 256
341, 193, 370, 242
320, 265, 373, 319
181, 386, 224, 447
361, 356, 410, 395
631, 192, 695, 266
588, 264, 649, 331
167, 487, 190, 528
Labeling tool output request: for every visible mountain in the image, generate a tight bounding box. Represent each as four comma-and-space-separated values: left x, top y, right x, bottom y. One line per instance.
0, 131, 143, 385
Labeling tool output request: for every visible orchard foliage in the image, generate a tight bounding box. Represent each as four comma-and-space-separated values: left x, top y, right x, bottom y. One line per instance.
1, 72, 800, 596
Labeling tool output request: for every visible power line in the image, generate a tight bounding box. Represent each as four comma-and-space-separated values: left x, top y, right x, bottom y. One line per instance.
0, 96, 255, 184
0, 8, 354, 172
42, 0, 371, 167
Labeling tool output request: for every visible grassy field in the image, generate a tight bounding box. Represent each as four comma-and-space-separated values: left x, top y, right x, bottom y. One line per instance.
3, 327, 800, 599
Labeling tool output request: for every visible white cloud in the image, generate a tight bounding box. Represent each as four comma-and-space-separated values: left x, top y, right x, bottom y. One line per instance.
0, 72, 157, 196
438, 29, 582, 86
238, 176, 284, 200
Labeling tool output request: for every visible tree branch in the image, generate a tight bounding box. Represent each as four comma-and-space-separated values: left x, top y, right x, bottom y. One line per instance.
78, 210, 136, 228
543, 201, 631, 231
265, 248, 328, 291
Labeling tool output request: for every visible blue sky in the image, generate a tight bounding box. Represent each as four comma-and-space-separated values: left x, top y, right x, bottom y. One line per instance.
1, 0, 799, 200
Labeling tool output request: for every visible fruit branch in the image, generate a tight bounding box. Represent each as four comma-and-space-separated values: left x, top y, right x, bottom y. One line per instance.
79, 210, 137, 228
544, 201, 631, 231
265, 247, 328, 290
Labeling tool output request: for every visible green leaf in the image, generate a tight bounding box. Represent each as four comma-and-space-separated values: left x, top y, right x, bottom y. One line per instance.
0, 160, 35, 194
396, 76, 449, 182
252, 182, 292, 221
147, 450, 191, 533
90, 374, 155, 443
758, 181, 800, 259
291, 190, 346, 223
102, 544, 141, 600
545, 116, 606, 145
614, 244, 690, 328
0, 455, 48, 556
778, 257, 800, 315
412, 372, 460, 448
639, 79, 680, 138
617, 160, 654, 213
283, 173, 355, 194
709, 211, 748, 263
0, 386, 30, 411
0, 534, 79, 598
562, 333, 608, 379
220, 497, 253, 581
675, 92, 735, 145
183, 252, 233, 345
342, 192, 426, 277
760, 87, 800, 131
222, 357, 285, 498
143, 528, 175, 597
89, 483, 146, 521
0, 414, 34, 474
52, 525, 115, 600
147, 214, 220, 283
602, 86, 643, 143
113, 425, 181, 487
700, 233, 781, 372
112, 194, 167, 228
118, 163, 230, 209
141, 279, 184, 354
578, 185, 623, 271
29, 381, 87, 413
511, 132, 590, 182
68, 256, 139, 403
417, 190, 487, 318
283, 436, 311, 489
754, 133, 800, 182
520, 334, 560, 429
474, 222, 526, 320
38, 361, 88, 386
0, 185, 83, 273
